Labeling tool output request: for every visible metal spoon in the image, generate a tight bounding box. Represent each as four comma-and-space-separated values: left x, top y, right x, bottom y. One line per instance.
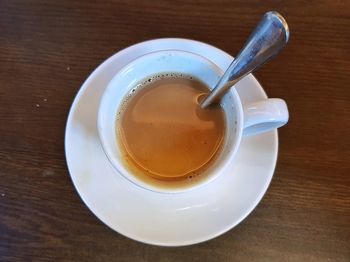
200, 11, 290, 108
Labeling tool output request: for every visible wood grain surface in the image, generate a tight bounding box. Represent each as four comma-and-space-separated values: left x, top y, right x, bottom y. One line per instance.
1, 0, 349, 261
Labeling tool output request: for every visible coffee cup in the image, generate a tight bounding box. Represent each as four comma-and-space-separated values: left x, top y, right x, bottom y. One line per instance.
98, 50, 288, 193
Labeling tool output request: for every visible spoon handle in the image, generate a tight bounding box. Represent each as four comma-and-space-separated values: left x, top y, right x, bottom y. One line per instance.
201, 11, 289, 108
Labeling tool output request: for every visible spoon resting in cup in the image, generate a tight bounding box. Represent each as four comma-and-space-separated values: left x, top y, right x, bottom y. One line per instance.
200, 11, 289, 108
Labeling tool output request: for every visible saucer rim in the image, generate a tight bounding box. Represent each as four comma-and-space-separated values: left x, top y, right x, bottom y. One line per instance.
64, 38, 278, 246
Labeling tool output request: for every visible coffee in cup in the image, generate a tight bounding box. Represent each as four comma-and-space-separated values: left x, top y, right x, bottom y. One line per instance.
117, 73, 226, 186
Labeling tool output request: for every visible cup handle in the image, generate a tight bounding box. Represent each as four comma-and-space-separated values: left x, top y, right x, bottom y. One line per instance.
242, 98, 289, 136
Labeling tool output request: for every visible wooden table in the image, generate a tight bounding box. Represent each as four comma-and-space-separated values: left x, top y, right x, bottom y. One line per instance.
1, 1, 349, 261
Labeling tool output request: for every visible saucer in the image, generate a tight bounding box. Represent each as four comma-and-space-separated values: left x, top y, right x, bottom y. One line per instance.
65, 38, 278, 246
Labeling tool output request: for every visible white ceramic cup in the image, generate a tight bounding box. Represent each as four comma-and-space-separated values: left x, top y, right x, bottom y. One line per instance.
98, 50, 288, 193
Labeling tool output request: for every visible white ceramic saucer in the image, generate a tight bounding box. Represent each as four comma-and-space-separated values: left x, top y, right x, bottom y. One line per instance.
65, 38, 278, 246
